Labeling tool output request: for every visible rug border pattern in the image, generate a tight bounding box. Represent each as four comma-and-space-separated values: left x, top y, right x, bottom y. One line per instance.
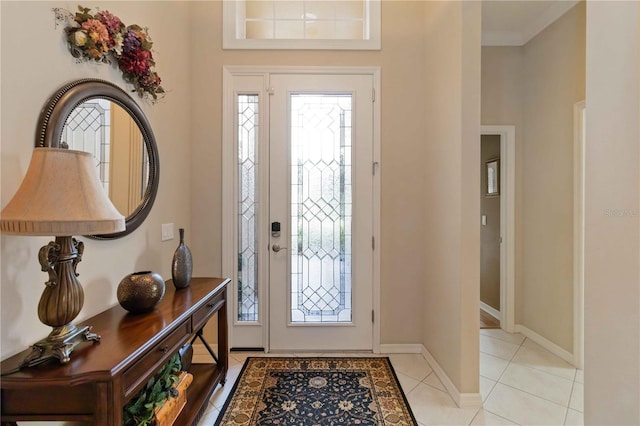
214, 356, 418, 426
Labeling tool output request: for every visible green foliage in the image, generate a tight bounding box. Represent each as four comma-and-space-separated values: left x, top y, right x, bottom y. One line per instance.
123, 353, 182, 426
74, 6, 94, 23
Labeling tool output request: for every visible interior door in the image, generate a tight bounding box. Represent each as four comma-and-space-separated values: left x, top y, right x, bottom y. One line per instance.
268, 74, 374, 351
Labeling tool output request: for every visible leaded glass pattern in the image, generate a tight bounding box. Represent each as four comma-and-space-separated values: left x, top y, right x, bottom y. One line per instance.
61, 99, 111, 193
237, 94, 259, 322
290, 94, 352, 323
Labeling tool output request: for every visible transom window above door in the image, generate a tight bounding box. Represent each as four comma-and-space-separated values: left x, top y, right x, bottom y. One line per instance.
223, 0, 381, 50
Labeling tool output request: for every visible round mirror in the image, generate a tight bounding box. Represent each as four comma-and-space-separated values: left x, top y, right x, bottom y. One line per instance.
36, 79, 159, 239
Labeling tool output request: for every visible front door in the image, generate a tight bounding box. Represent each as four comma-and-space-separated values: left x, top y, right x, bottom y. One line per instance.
226, 70, 375, 352
268, 74, 373, 351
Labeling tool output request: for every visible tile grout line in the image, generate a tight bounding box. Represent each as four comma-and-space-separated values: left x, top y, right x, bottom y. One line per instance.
481, 335, 524, 362
483, 335, 568, 425
511, 359, 578, 382
562, 406, 570, 426
481, 407, 526, 426
477, 332, 528, 408
468, 409, 480, 425
480, 375, 499, 403
504, 340, 575, 408
496, 381, 573, 411
480, 332, 583, 425
398, 372, 422, 396
479, 335, 522, 426
566, 371, 578, 419
503, 336, 579, 383
493, 336, 526, 383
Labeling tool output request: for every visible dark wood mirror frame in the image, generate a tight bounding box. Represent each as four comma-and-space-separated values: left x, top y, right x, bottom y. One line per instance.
36, 78, 160, 240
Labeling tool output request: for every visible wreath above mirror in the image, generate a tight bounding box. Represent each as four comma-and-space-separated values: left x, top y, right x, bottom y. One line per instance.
53, 5, 165, 103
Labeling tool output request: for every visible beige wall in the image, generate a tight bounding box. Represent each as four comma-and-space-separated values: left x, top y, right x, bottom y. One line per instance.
0, 1, 437, 353
520, 2, 585, 352
3, 2, 638, 420
481, 135, 501, 310
481, 2, 585, 352
109, 106, 145, 217
584, 1, 639, 424
0, 1, 192, 359
177, 0, 482, 392
189, 1, 429, 345
1, 0, 481, 396
422, 1, 481, 393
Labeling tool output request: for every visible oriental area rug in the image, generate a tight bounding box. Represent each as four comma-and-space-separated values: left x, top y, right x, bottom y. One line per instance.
215, 357, 418, 426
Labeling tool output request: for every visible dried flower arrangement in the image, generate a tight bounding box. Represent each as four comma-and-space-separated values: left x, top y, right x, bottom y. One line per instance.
54, 6, 165, 103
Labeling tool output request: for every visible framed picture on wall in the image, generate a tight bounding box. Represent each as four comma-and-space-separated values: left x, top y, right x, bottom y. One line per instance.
485, 158, 500, 196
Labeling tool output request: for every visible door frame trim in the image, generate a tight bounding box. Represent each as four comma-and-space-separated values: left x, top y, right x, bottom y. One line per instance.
480, 125, 515, 332
222, 66, 381, 353
573, 101, 585, 369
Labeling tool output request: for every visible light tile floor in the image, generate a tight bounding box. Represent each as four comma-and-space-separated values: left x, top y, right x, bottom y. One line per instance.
198, 330, 583, 425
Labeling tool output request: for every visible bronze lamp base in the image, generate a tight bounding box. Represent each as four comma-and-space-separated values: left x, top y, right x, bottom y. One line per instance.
20, 236, 101, 368
20, 324, 100, 368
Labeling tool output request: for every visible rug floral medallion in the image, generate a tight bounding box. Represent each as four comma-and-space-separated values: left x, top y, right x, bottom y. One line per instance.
215, 357, 417, 426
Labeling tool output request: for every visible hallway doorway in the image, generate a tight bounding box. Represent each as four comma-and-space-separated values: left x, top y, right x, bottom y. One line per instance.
479, 126, 515, 333
480, 134, 502, 327
480, 309, 500, 329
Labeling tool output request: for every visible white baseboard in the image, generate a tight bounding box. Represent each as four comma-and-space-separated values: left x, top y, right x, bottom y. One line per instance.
420, 346, 483, 408
192, 342, 217, 364
480, 302, 501, 321
381, 343, 483, 408
379, 344, 424, 354
514, 325, 575, 366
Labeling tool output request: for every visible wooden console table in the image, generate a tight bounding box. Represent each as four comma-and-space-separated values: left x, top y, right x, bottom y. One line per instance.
1, 277, 229, 426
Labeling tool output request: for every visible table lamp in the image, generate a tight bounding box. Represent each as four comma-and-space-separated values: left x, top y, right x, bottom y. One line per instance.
1, 147, 125, 368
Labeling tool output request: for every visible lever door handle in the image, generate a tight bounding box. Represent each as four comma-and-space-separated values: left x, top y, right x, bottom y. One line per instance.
272, 244, 287, 253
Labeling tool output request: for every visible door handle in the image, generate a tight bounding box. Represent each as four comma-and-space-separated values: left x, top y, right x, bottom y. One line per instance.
272, 244, 287, 253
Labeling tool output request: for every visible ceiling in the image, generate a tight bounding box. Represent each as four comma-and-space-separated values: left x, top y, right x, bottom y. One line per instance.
482, 0, 580, 46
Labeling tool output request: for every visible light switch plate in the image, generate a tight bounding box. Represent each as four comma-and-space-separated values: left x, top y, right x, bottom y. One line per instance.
481, 215, 487, 226
161, 223, 174, 241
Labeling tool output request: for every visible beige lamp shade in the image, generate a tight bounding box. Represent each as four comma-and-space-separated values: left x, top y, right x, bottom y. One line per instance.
1, 148, 125, 236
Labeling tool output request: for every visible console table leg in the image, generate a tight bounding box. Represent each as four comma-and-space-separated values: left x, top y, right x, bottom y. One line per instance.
218, 291, 228, 384
190, 329, 219, 363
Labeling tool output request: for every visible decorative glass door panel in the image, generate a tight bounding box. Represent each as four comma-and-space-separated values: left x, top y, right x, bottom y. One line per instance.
290, 94, 352, 324
62, 99, 111, 190
269, 74, 373, 351
237, 94, 259, 322
226, 71, 374, 351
